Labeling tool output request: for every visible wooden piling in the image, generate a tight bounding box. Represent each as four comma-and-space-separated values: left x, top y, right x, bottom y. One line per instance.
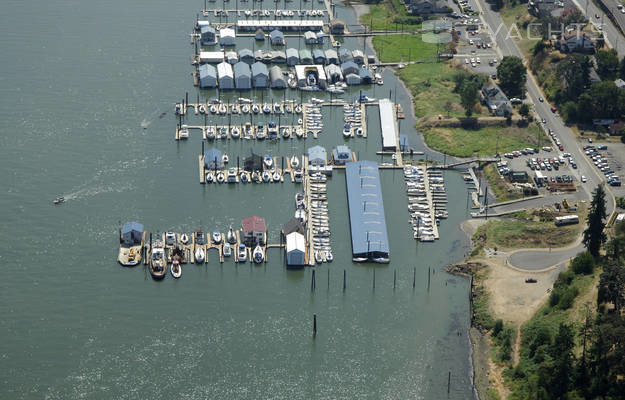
311, 269, 316, 292
413, 267, 416, 288
313, 313, 317, 336
447, 371, 451, 394
373, 268, 376, 289
394, 269, 396, 290
428, 267, 431, 291
343, 269, 346, 291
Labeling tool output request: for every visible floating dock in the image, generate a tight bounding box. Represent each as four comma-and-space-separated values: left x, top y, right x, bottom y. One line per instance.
345, 161, 390, 263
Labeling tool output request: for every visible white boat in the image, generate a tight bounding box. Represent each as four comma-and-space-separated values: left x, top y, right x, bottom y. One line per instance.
356, 127, 364, 137
240, 172, 250, 183
206, 172, 214, 183
252, 104, 260, 114
285, 103, 293, 113
315, 250, 323, 264
238, 244, 247, 262
227, 225, 237, 244
223, 243, 232, 257
241, 104, 250, 114
290, 155, 299, 168
210, 105, 217, 114
293, 169, 303, 182
263, 155, 273, 169
199, 104, 207, 114
180, 233, 189, 245
149, 241, 167, 280
170, 259, 182, 278
195, 246, 205, 263
238, 97, 252, 104
272, 171, 281, 181
212, 230, 222, 244
219, 104, 227, 114
262, 171, 271, 182
216, 172, 225, 183
231, 126, 240, 138
253, 245, 264, 263
295, 128, 304, 138
165, 231, 177, 245
263, 104, 271, 114
325, 251, 333, 262
256, 124, 266, 139
294, 104, 302, 113
273, 103, 282, 114
222, 154, 229, 164
179, 124, 189, 139
227, 168, 237, 183
281, 127, 290, 138
343, 123, 351, 138
206, 126, 216, 140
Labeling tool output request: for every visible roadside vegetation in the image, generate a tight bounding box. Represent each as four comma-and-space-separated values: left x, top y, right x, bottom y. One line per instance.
483, 163, 524, 203
359, 0, 424, 31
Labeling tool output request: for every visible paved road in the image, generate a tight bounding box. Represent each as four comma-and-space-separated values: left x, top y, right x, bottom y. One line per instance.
571, 0, 625, 56
467, 0, 617, 269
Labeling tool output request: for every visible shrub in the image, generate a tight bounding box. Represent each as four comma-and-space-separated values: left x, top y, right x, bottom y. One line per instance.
571, 251, 595, 275
493, 319, 504, 337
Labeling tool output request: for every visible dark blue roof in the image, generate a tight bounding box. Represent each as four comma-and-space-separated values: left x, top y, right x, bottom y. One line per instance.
122, 222, 143, 234
345, 161, 390, 259
204, 149, 223, 168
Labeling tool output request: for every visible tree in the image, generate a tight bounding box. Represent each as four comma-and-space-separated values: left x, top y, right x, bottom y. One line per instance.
583, 184, 607, 258
557, 54, 591, 102
496, 56, 526, 98
596, 49, 620, 80
620, 55, 625, 80
459, 81, 479, 117
443, 101, 453, 117
560, 101, 578, 123
598, 261, 625, 310
571, 251, 595, 275
519, 103, 530, 119
549, 323, 576, 398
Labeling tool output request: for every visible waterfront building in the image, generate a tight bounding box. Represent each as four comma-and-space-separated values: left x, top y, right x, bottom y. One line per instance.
251, 62, 269, 88
198, 64, 217, 88
234, 61, 252, 89
217, 62, 234, 89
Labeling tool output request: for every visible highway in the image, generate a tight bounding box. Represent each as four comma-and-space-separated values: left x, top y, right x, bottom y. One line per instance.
466, 0, 617, 269
570, 0, 625, 56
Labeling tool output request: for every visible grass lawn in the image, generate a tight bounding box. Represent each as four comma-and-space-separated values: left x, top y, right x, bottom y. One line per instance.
483, 163, 524, 203
474, 208, 584, 250
373, 34, 438, 63
422, 124, 546, 157
499, 2, 537, 58
359, 0, 414, 31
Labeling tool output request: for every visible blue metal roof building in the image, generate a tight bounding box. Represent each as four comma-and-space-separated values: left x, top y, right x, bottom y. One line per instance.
234, 61, 252, 89
307, 145, 327, 166
204, 148, 223, 170
345, 161, 390, 263
121, 222, 143, 245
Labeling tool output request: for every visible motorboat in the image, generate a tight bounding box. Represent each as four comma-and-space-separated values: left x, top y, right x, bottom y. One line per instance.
170, 259, 182, 278
285, 103, 293, 113
231, 126, 240, 138
53, 196, 65, 205
195, 245, 205, 263
263, 155, 273, 169
273, 103, 282, 114
295, 192, 305, 208
195, 229, 206, 245
253, 245, 265, 263
227, 225, 237, 244
210, 105, 217, 114
216, 171, 226, 183
281, 127, 290, 138
356, 127, 364, 137
238, 97, 252, 104
227, 168, 237, 183
293, 169, 303, 182
180, 233, 189, 245
262, 171, 271, 182
256, 123, 266, 139
294, 104, 302, 113
252, 104, 260, 114
252, 171, 261, 183
165, 232, 177, 246
149, 241, 167, 280
222, 154, 229, 164
343, 123, 351, 138
238, 243, 247, 262
241, 104, 250, 114
295, 128, 304, 138
206, 126, 216, 140
325, 251, 333, 262
212, 230, 222, 244
240, 171, 250, 183
219, 104, 227, 114
272, 171, 281, 181
287, 78, 297, 89
206, 172, 214, 183
223, 242, 232, 257
179, 124, 189, 139
290, 155, 299, 169
199, 104, 207, 114
230, 104, 239, 114
267, 121, 278, 139
263, 104, 271, 114
315, 250, 323, 264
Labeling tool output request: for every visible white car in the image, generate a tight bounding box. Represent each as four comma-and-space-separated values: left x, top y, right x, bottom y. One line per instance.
476, 57, 481, 63
465, 58, 469, 64
469, 39, 474, 45
581, 175, 587, 182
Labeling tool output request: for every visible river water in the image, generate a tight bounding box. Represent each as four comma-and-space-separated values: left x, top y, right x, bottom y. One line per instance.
0, 0, 475, 398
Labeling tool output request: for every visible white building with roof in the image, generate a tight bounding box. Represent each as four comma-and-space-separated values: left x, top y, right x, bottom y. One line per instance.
198, 64, 217, 88
286, 232, 306, 266
379, 99, 397, 150
217, 62, 234, 89
219, 28, 236, 46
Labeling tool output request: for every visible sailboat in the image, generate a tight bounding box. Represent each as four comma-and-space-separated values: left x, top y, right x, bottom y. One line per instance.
195, 245, 205, 263
227, 225, 237, 244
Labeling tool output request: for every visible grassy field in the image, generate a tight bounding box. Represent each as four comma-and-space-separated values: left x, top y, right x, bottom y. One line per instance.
474, 209, 583, 250
373, 34, 438, 63
422, 124, 545, 157
359, 0, 414, 31
483, 163, 524, 203
499, 2, 537, 58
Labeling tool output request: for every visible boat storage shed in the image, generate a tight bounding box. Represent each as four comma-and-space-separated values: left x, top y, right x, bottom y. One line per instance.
286, 48, 299, 65
324, 64, 343, 83
200, 25, 216, 45
345, 161, 390, 262
307, 145, 327, 166
225, 50, 238, 64
312, 49, 326, 64
304, 31, 317, 44
234, 61, 252, 89
359, 66, 373, 84
269, 66, 286, 89
270, 29, 285, 45
121, 222, 143, 246
198, 64, 217, 88
341, 61, 359, 76
325, 49, 339, 65
217, 62, 234, 89
199, 51, 224, 64
286, 232, 306, 266
251, 62, 269, 88
379, 99, 397, 150
345, 73, 361, 85
352, 50, 365, 64
239, 48, 254, 64
339, 48, 353, 63
219, 28, 236, 46
299, 49, 313, 64
204, 148, 223, 170
332, 145, 353, 165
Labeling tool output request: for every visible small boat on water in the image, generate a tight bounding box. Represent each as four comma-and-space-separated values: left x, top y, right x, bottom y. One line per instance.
263, 155, 273, 169
262, 171, 271, 182
294, 104, 302, 113
315, 250, 323, 264
231, 126, 240, 138
273, 103, 282, 114
170, 259, 182, 278
199, 104, 207, 114
272, 170, 281, 182
195, 229, 206, 245
53, 196, 65, 205
206, 172, 214, 183
210, 105, 217, 114
223, 243, 232, 257
253, 245, 265, 264
218, 104, 227, 114
179, 124, 189, 139
256, 123, 266, 140
165, 232, 177, 245
325, 250, 333, 262
222, 154, 229, 164
212, 230, 222, 244
149, 241, 167, 280
227, 225, 237, 244
263, 104, 271, 114
180, 233, 189, 244
238, 243, 247, 262
356, 127, 364, 137
252, 104, 260, 114
238, 97, 252, 104
216, 172, 226, 183
195, 245, 205, 263
240, 172, 250, 183
281, 127, 290, 138
343, 123, 351, 138
290, 155, 299, 168
241, 104, 250, 114
206, 126, 216, 140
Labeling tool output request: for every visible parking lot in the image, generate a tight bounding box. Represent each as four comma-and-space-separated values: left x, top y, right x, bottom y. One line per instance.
452, 17, 499, 77
582, 143, 623, 188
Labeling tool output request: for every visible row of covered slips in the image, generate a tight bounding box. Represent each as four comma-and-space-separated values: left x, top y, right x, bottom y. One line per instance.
199, 62, 286, 89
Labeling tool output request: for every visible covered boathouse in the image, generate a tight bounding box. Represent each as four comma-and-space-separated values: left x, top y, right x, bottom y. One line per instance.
345, 161, 390, 263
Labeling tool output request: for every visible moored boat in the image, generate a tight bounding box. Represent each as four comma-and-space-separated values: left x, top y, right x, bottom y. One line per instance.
253, 245, 265, 264
149, 241, 167, 280
237, 243, 247, 262
170, 259, 182, 278
227, 225, 237, 244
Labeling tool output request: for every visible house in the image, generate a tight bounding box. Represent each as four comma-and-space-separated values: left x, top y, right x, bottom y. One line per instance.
329, 19, 345, 34
352, 50, 365, 65
285, 232, 306, 266
198, 64, 217, 88
406, 0, 449, 14
241, 216, 267, 246
339, 48, 353, 63
332, 145, 353, 165
325, 49, 339, 65
282, 218, 305, 236
325, 64, 343, 83
239, 48, 255, 64
304, 30, 318, 44
252, 62, 269, 88
558, 33, 596, 53
527, 0, 558, 17
204, 148, 223, 170
312, 49, 326, 64
481, 82, 512, 116
299, 49, 313, 64
341, 61, 359, 76
200, 25, 216, 45
270, 29, 285, 45
615, 78, 625, 90
219, 28, 236, 46
609, 120, 625, 135
359, 66, 373, 84
269, 66, 286, 89
255, 28, 265, 41
286, 48, 299, 66
244, 151, 263, 171
225, 50, 238, 64
234, 61, 252, 89
345, 73, 361, 85
307, 145, 327, 166
217, 62, 234, 89
121, 222, 143, 246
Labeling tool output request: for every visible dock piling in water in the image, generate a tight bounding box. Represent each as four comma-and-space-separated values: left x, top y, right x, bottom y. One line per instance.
313, 313, 317, 336
343, 269, 346, 291
311, 269, 316, 292
413, 267, 416, 288
393, 269, 396, 290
